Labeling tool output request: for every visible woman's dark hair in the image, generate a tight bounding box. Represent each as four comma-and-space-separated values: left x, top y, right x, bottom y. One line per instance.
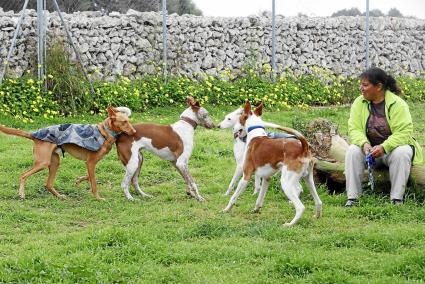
360, 67, 402, 95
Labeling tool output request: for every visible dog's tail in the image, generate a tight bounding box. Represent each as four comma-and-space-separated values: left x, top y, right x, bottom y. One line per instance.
275, 125, 309, 156
0, 124, 34, 140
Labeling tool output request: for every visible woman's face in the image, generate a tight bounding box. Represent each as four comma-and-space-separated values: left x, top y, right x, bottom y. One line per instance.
360, 77, 383, 102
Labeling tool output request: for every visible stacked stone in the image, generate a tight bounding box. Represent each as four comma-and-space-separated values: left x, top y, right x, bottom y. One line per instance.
0, 8, 424, 78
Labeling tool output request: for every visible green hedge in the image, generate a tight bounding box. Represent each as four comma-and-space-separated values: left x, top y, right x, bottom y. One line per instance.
0, 78, 62, 123
1, 66, 425, 122
91, 67, 361, 112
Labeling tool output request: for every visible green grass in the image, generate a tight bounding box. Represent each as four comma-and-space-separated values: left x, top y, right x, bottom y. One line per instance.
0, 104, 425, 283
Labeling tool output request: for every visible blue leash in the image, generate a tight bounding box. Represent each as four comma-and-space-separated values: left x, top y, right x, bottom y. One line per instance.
365, 152, 376, 191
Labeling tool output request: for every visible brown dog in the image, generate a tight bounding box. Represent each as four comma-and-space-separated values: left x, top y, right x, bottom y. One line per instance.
115, 97, 214, 201
0, 107, 136, 200
223, 101, 322, 226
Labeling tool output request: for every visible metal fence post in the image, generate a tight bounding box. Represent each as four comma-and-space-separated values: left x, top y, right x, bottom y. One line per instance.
0, 0, 30, 84
271, 0, 277, 81
44, 0, 48, 90
365, 0, 370, 69
162, 0, 168, 80
37, 0, 45, 86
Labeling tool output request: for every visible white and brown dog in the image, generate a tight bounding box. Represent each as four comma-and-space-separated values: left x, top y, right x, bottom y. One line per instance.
116, 97, 214, 201
222, 101, 322, 226
218, 107, 296, 196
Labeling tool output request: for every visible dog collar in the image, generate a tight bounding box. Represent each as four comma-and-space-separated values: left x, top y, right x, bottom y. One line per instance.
98, 123, 119, 145
103, 122, 121, 138
180, 116, 198, 129
233, 130, 247, 143
247, 125, 265, 133
239, 135, 247, 143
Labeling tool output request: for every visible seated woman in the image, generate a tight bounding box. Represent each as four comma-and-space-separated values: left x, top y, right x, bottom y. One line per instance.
344, 67, 424, 207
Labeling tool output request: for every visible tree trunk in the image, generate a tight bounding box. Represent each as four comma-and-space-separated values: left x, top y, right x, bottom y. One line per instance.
304, 119, 425, 192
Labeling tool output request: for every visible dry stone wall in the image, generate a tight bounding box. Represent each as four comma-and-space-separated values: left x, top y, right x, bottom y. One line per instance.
1, 8, 424, 78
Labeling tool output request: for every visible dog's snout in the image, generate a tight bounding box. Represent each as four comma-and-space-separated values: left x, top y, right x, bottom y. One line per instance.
127, 126, 136, 135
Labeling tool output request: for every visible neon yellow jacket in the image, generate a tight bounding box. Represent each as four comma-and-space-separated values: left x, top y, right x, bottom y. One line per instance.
348, 90, 424, 165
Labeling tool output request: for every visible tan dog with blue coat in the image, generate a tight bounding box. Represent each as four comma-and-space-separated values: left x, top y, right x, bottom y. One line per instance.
0, 107, 136, 200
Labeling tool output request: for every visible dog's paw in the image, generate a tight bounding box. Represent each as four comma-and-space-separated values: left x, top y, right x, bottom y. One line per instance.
314, 211, 322, 219
138, 192, 153, 198
75, 176, 88, 186
196, 195, 205, 202
222, 206, 232, 213
251, 208, 261, 214
283, 223, 294, 228
126, 195, 135, 201
57, 194, 66, 200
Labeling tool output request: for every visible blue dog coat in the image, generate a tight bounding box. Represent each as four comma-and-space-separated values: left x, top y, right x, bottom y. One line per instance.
267, 132, 296, 139
31, 124, 114, 152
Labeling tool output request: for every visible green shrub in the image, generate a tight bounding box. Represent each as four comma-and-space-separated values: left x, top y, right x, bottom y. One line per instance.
45, 40, 91, 114
0, 78, 62, 123
1, 62, 425, 122
398, 75, 425, 101
90, 66, 361, 112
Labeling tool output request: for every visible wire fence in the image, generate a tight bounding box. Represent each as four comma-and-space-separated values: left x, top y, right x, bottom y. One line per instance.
1, 0, 423, 86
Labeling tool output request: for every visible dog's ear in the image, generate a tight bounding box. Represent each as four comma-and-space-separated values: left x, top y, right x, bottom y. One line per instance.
187, 96, 200, 111
107, 106, 117, 119
193, 101, 201, 108
187, 96, 196, 106
243, 100, 251, 115
254, 101, 263, 116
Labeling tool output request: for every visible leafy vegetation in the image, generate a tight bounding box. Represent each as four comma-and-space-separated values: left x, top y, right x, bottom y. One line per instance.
0, 77, 62, 123
45, 40, 91, 114
0, 104, 424, 283
2, 61, 425, 122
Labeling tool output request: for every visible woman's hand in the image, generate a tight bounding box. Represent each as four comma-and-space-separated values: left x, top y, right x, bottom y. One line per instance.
363, 143, 372, 155
371, 145, 385, 158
